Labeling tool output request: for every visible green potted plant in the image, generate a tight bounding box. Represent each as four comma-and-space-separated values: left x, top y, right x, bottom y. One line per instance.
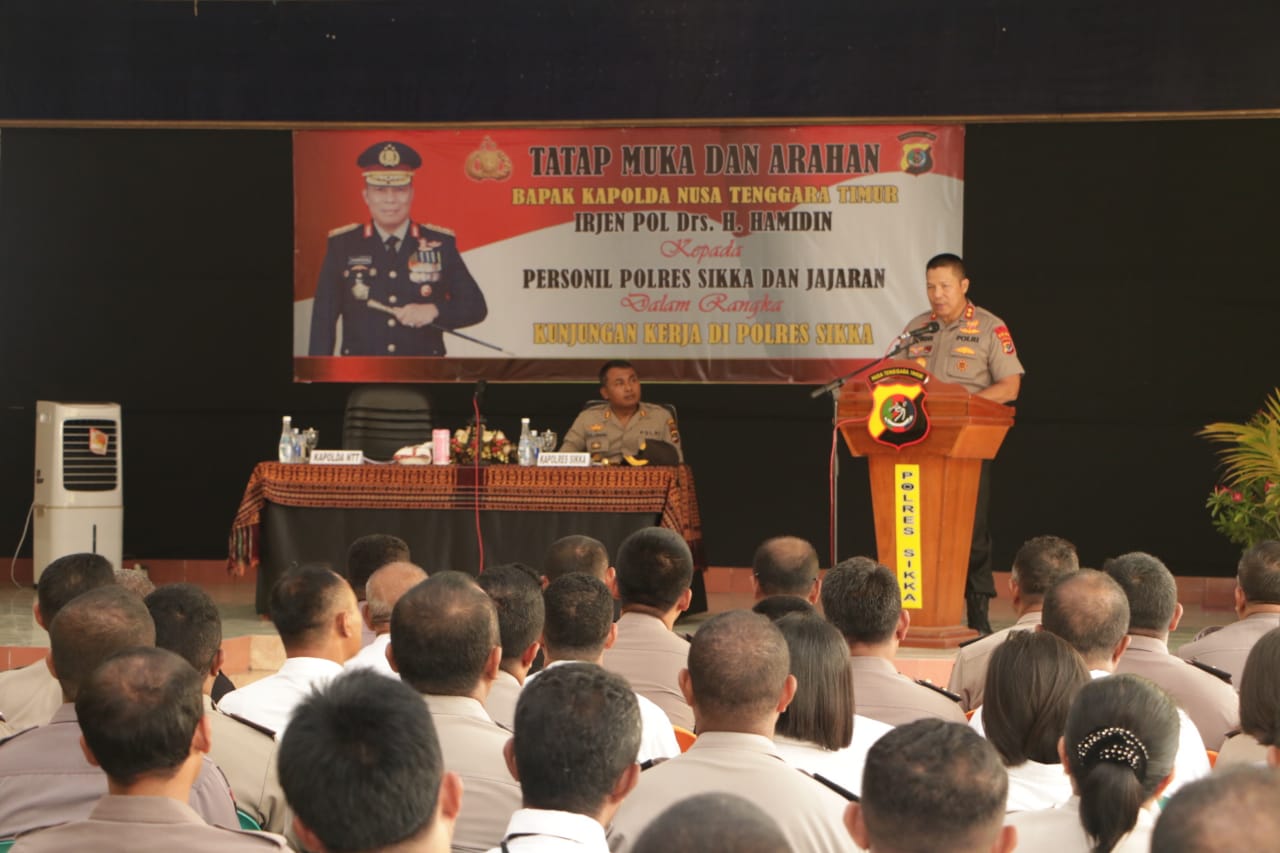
1200, 389, 1280, 547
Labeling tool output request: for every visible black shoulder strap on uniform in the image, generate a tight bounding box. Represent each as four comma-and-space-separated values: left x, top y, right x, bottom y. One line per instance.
915, 678, 963, 703
801, 769, 859, 802
221, 711, 278, 739
1187, 658, 1233, 685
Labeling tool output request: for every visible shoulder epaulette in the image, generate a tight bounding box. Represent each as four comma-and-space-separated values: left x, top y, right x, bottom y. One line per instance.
803, 769, 859, 801
328, 222, 360, 238
1187, 658, 1233, 685
222, 711, 278, 739
0, 724, 38, 747
915, 678, 963, 703
421, 222, 456, 236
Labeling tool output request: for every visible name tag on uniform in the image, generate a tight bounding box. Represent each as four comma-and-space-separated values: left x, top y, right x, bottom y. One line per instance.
537, 452, 591, 467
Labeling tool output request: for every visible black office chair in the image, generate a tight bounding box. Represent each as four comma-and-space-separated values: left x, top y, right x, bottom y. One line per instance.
342, 385, 433, 461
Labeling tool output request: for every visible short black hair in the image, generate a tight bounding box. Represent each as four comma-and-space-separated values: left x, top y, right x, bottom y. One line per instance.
1041, 569, 1130, 664
632, 792, 791, 853
390, 571, 498, 695
687, 611, 790, 721
145, 583, 222, 676
774, 613, 853, 751
36, 552, 115, 623
1237, 540, 1280, 605
541, 535, 610, 583
983, 631, 1089, 766
925, 252, 967, 279
1011, 535, 1079, 599
346, 534, 411, 596
751, 536, 819, 597
820, 557, 900, 644
861, 719, 1008, 853
1103, 551, 1178, 632
269, 565, 351, 648
76, 647, 203, 785
542, 573, 614, 659
50, 585, 156, 700
478, 564, 546, 665
280, 669, 446, 852
1153, 765, 1280, 853
615, 527, 693, 610
598, 359, 634, 387
1238, 627, 1280, 745
513, 664, 640, 815
751, 595, 816, 621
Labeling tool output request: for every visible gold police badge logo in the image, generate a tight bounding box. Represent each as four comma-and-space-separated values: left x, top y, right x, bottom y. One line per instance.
465, 136, 513, 182
897, 130, 937, 177
866, 368, 931, 449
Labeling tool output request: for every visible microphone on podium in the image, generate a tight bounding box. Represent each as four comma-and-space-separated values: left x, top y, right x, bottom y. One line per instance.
898, 320, 940, 340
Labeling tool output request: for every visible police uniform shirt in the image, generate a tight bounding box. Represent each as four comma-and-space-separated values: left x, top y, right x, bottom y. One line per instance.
421, 694, 522, 853
1115, 634, 1240, 750
601, 612, 694, 731
1176, 612, 1280, 688
773, 713, 894, 798
483, 669, 523, 731
1215, 732, 1270, 769
484, 808, 610, 853
846, 655, 967, 727
1006, 795, 1156, 853
344, 633, 396, 679
560, 404, 683, 464
608, 732, 858, 853
0, 703, 239, 837
10, 794, 290, 853
0, 661, 62, 732
902, 301, 1025, 394
527, 661, 680, 765
216, 657, 345, 738
309, 220, 488, 356
946, 611, 1043, 712
203, 695, 289, 836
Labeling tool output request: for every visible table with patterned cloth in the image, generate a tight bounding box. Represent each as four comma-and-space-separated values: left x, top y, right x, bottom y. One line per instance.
228, 462, 706, 612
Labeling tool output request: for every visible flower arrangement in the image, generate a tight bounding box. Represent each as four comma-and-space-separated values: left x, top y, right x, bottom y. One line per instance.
1200, 389, 1280, 547
450, 426, 515, 465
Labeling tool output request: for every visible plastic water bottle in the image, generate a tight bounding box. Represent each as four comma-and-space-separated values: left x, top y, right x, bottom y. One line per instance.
517, 418, 535, 467
278, 416, 296, 463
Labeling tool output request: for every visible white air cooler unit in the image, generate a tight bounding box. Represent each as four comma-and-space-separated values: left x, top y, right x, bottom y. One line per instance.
33, 401, 123, 582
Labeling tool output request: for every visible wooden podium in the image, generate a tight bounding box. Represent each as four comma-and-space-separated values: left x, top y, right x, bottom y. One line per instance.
838, 361, 1014, 648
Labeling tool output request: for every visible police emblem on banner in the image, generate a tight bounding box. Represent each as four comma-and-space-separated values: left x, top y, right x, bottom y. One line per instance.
897, 130, 937, 177
866, 369, 931, 449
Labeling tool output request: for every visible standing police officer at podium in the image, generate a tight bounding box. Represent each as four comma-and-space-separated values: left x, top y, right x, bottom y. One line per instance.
308, 141, 488, 356
899, 253, 1024, 634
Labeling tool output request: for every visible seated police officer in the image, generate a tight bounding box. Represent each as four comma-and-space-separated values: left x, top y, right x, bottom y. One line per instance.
308, 140, 487, 356
560, 360, 682, 464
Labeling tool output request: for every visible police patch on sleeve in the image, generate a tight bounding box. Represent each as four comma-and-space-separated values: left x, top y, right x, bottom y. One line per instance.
993, 325, 1016, 355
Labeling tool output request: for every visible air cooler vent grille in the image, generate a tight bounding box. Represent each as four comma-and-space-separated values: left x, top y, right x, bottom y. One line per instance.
62, 419, 119, 492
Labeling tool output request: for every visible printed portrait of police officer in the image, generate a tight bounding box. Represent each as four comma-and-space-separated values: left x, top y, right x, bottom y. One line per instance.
308, 141, 488, 356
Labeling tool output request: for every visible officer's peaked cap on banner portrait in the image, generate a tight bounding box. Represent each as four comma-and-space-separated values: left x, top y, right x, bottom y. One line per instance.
358, 141, 422, 186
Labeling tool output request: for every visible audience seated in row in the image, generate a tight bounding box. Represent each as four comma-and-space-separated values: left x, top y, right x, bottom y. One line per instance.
1176, 539, 1280, 684
345, 533, 412, 647
751, 536, 822, 606
1216, 625, 1280, 768
345, 561, 428, 678
475, 563, 545, 729
1153, 764, 1280, 852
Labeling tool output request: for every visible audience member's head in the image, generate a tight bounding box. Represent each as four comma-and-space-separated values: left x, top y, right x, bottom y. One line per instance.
1040, 569, 1130, 670
35, 551, 115, 628
1063, 674, 1179, 853
633, 792, 792, 853
1010, 535, 1079, 607
821, 557, 904, 648
389, 571, 500, 697
364, 561, 429, 636
1102, 551, 1180, 635
1236, 539, 1280, 608
49, 585, 155, 701
1152, 765, 1280, 853
774, 613, 854, 752
752, 536, 821, 602
113, 567, 156, 598
982, 630, 1089, 767
542, 573, 615, 661
1237, 626, 1280, 746
849, 718, 1013, 853
144, 583, 222, 680
477, 563, 545, 676
76, 647, 205, 787
682, 610, 793, 731
541, 535, 612, 586
268, 565, 362, 662
279, 669, 460, 853
752, 595, 816, 621
346, 533, 411, 599
509, 664, 640, 823
614, 527, 694, 613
